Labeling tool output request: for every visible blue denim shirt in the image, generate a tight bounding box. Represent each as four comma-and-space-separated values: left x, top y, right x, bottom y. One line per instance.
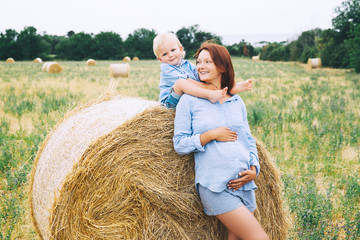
158, 59, 199, 103
173, 94, 260, 192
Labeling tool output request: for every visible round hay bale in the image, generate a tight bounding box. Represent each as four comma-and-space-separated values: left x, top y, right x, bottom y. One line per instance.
252, 56, 260, 61
42, 62, 51, 71
307, 58, 322, 68
46, 62, 63, 73
133, 56, 139, 61
86, 59, 96, 66
29, 96, 288, 240
110, 63, 130, 78
254, 140, 289, 239
123, 56, 131, 62
6, 57, 15, 63
33, 58, 42, 63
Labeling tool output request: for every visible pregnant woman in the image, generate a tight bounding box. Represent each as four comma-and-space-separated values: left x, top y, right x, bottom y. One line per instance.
173, 42, 269, 240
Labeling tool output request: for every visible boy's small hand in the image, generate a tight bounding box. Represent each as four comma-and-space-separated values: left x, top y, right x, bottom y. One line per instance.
208, 87, 228, 103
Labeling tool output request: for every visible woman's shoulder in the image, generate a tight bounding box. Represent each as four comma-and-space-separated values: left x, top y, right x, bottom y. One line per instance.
180, 93, 197, 102
178, 94, 203, 106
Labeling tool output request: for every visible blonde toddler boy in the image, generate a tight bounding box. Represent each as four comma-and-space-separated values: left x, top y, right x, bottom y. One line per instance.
153, 32, 252, 108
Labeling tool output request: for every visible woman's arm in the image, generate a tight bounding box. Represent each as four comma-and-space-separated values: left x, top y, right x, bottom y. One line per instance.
173, 95, 204, 155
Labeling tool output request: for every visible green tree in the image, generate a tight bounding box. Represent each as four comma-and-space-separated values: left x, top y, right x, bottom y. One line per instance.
0, 29, 20, 60
346, 25, 360, 72
290, 29, 321, 62
332, 0, 360, 40
226, 40, 255, 57
260, 42, 290, 61
56, 32, 95, 60
323, 0, 360, 70
94, 32, 123, 60
124, 28, 157, 59
320, 29, 350, 68
176, 25, 222, 58
42, 34, 65, 56
16, 26, 49, 60
176, 25, 197, 57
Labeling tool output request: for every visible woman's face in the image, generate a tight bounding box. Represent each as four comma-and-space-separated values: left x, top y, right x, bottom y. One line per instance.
196, 50, 221, 84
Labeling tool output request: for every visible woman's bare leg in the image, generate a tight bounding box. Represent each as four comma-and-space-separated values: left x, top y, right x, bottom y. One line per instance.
216, 206, 269, 240
228, 230, 240, 240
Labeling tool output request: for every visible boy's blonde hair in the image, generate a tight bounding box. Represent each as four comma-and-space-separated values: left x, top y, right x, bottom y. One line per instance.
153, 32, 185, 58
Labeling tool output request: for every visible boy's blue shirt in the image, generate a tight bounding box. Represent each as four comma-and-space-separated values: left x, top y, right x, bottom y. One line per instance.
158, 59, 200, 103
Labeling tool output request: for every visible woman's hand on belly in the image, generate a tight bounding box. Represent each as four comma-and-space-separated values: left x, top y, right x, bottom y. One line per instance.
200, 127, 238, 146
226, 166, 257, 191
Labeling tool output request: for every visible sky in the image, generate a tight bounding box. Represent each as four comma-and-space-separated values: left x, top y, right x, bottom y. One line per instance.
0, 0, 345, 45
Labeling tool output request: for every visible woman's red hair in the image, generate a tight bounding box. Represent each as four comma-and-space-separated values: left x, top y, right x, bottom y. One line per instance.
195, 41, 235, 93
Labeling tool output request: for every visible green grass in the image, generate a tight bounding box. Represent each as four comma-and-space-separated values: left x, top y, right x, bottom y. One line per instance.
0, 59, 359, 239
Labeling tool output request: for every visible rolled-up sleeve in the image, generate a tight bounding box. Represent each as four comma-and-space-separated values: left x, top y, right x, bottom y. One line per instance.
173, 95, 205, 155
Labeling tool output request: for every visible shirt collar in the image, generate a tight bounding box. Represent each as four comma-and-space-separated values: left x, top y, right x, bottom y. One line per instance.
179, 58, 186, 66
225, 94, 240, 103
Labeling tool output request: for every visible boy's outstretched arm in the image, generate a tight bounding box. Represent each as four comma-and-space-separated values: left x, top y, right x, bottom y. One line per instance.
172, 78, 227, 103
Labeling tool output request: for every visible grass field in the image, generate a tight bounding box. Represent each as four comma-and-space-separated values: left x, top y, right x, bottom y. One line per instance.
0, 58, 359, 239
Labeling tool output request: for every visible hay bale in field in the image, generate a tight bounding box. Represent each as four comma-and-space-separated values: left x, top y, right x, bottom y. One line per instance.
46, 62, 63, 73
110, 63, 130, 78
6, 57, 15, 63
252, 56, 260, 61
33, 58, 42, 63
123, 56, 131, 62
307, 58, 322, 69
29, 96, 288, 240
42, 62, 51, 71
133, 56, 139, 61
86, 59, 96, 66
254, 140, 289, 239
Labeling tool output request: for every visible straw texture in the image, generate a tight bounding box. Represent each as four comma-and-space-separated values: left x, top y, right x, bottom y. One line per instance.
87, 59, 96, 66
42, 62, 63, 73
42, 62, 50, 71
110, 63, 130, 78
30, 97, 288, 240
307, 58, 322, 68
46, 62, 63, 73
30, 97, 158, 240
252, 56, 260, 61
123, 56, 131, 62
34, 58, 42, 63
6, 57, 15, 63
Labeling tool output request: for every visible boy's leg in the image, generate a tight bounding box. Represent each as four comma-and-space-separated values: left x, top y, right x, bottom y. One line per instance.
230, 79, 253, 95
172, 78, 227, 103
162, 89, 181, 109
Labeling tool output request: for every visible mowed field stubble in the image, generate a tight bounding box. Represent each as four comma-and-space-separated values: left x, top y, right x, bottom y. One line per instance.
0, 58, 359, 239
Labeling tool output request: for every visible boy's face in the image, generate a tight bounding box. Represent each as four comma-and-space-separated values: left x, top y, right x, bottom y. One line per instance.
157, 40, 183, 66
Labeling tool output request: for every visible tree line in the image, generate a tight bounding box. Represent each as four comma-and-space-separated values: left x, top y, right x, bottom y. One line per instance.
0, 24, 258, 62
0, 0, 359, 72
257, 0, 360, 72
